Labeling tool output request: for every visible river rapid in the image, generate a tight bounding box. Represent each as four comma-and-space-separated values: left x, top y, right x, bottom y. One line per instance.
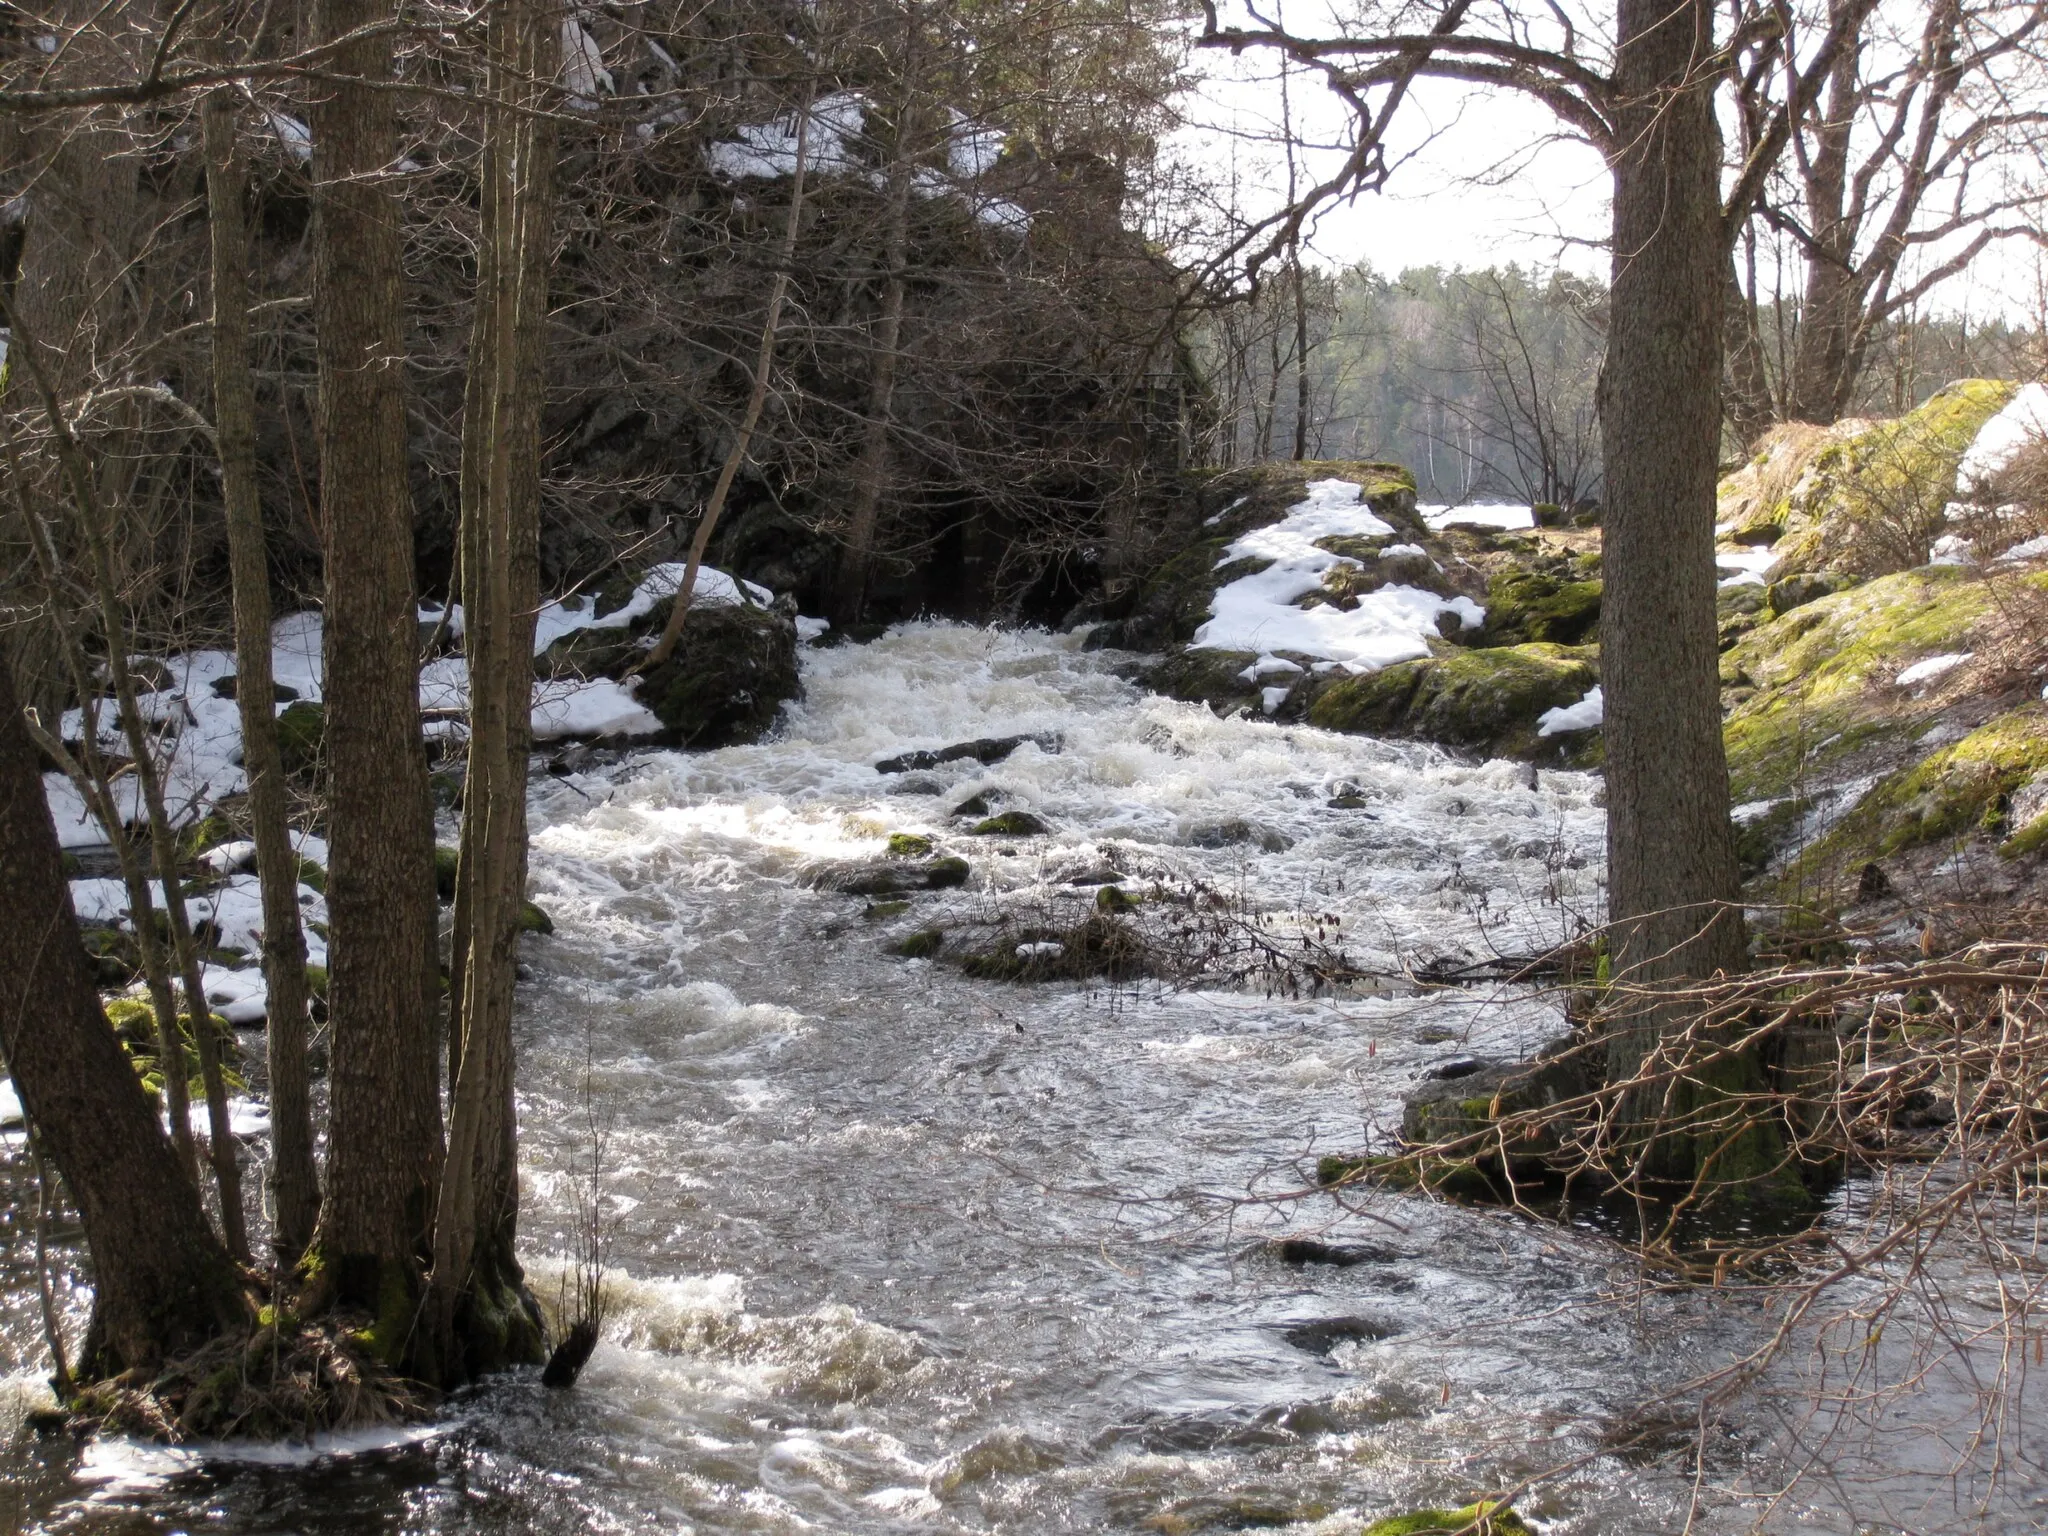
0, 623, 2037, 1534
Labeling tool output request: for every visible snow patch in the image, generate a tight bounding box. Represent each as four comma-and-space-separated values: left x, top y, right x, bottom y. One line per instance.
1895, 653, 1970, 688
1192, 479, 1480, 669
1537, 686, 1603, 737
1421, 503, 1535, 531
1958, 382, 2048, 488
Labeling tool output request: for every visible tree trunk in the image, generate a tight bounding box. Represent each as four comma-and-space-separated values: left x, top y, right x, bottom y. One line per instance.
832, 147, 913, 628
303, 0, 443, 1353
429, 0, 555, 1381
0, 645, 247, 1377
1599, 0, 1798, 1199
204, 88, 321, 1264
1723, 257, 1776, 450
1784, 8, 1861, 424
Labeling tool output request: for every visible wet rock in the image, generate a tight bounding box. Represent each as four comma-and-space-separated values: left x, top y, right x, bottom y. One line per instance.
808, 855, 971, 896
1063, 864, 1122, 885
1475, 567, 1601, 646
1278, 1316, 1396, 1356
1766, 570, 1853, 617
886, 832, 935, 858
887, 774, 949, 796
875, 732, 1060, 774
960, 914, 1150, 982
1413, 1024, 1462, 1045
971, 810, 1049, 837
1181, 817, 1292, 852
518, 900, 554, 936
1095, 884, 1137, 913
1362, 1502, 1533, 1536
1265, 1237, 1399, 1268
862, 900, 911, 920
1420, 1055, 1483, 1081
951, 793, 995, 818
890, 927, 946, 959
1145, 647, 1266, 717
274, 700, 326, 777
1308, 643, 1599, 763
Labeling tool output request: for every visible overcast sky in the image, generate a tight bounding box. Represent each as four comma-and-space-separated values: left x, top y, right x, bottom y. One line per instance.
1167, 7, 2042, 322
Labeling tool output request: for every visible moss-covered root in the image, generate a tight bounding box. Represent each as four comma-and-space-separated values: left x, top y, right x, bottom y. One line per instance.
1361, 1500, 1535, 1536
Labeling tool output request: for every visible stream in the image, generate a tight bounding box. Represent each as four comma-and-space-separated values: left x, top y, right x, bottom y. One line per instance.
0, 623, 2039, 1534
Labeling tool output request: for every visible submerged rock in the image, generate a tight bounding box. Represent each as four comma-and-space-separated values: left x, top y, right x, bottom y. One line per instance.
1361, 1502, 1533, 1536
970, 810, 1049, 837
807, 854, 972, 895
875, 732, 1060, 774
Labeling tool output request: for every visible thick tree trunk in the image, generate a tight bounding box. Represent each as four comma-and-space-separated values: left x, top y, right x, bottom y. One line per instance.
205, 88, 321, 1264
303, 0, 443, 1350
1599, 0, 1802, 1199
1723, 259, 1776, 450
429, 0, 555, 1381
0, 646, 247, 1377
1784, 10, 1861, 425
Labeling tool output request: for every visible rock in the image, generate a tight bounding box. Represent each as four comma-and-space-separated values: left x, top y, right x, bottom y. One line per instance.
539, 592, 801, 747
1420, 1055, 1483, 1081
1766, 570, 1853, 617
1477, 566, 1601, 646
886, 832, 935, 858
1723, 380, 2014, 579
274, 700, 326, 777
886, 774, 949, 796
1361, 1502, 1533, 1536
1181, 817, 1292, 852
1264, 1237, 1399, 1267
808, 854, 972, 895
1398, 1043, 1597, 1173
1278, 1316, 1396, 1356
1308, 643, 1599, 762
863, 899, 911, 919
434, 844, 460, 901
960, 913, 1150, 982
951, 793, 994, 818
210, 675, 301, 704
518, 900, 554, 936
875, 732, 1060, 774
1095, 884, 1138, 912
971, 810, 1049, 836
891, 927, 945, 959
1145, 647, 1268, 717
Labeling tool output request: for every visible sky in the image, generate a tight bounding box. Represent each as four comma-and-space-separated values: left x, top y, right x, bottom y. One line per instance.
1166, 4, 2044, 322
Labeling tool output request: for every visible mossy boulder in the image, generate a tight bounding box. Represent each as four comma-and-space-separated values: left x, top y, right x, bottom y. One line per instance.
1146, 647, 1271, 716
1721, 565, 1997, 806
1399, 1045, 1596, 1171
1723, 380, 2014, 580
274, 701, 326, 777
538, 588, 800, 748
971, 810, 1049, 837
890, 926, 946, 959
1476, 567, 1601, 646
1360, 1502, 1533, 1536
886, 832, 934, 859
1308, 644, 1598, 760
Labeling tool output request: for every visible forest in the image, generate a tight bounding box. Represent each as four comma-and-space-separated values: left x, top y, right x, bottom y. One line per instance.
0, 0, 2046, 1532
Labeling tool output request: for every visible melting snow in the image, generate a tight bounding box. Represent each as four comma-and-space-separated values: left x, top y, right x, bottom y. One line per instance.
706, 91, 869, 179
1421, 503, 1536, 531
1895, 653, 1970, 688
1537, 686, 1602, 737
1958, 382, 2048, 488
1192, 479, 1482, 668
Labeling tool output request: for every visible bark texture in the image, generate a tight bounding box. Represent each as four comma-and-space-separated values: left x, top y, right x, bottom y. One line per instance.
205, 88, 321, 1263
430, 0, 555, 1380
0, 647, 247, 1376
304, 0, 442, 1333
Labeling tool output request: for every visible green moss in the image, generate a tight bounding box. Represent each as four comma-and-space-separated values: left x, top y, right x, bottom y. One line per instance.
179, 811, 240, 859
518, 900, 554, 936
1480, 568, 1602, 645
434, 844, 460, 902
1763, 380, 2015, 577
274, 700, 327, 777
863, 899, 912, 920
1362, 1502, 1534, 1536
1146, 647, 1266, 715
971, 810, 1049, 836
886, 832, 934, 859
2002, 812, 2048, 861
891, 927, 945, 959
1309, 643, 1597, 760
926, 855, 971, 888
1095, 884, 1137, 913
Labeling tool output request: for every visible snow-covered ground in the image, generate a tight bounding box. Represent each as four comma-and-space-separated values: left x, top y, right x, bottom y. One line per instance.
1191, 478, 1484, 668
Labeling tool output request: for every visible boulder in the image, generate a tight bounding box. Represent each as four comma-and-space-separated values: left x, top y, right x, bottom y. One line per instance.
1308, 644, 1599, 761
806, 854, 971, 895
1361, 1503, 1533, 1536
1475, 566, 1601, 646
970, 810, 1049, 837
875, 732, 1060, 774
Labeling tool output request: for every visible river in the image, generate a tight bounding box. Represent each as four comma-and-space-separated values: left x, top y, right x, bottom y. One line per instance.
0, 623, 2037, 1534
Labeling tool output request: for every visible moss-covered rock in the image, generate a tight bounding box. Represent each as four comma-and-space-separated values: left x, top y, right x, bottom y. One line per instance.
517, 900, 554, 936
971, 810, 1049, 837
1477, 567, 1601, 646
274, 701, 326, 777
1308, 644, 1598, 761
1146, 648, 1269, 716
1726, 380, 2014, 580
1360, 1501, 1534, 1536
886, 832, 934, 859
890, 927, 946, 959
1721, 565, 1996, 806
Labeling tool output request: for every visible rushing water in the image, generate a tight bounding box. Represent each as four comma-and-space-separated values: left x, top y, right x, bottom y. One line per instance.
1, 624, 2041, 1534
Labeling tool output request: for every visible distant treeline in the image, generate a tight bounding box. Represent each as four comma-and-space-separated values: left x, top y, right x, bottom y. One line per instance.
1195, 262, 2043, 505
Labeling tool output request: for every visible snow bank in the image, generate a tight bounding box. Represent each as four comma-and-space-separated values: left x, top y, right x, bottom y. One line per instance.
1192, 479, 1482, 669
706, 91, 869, 179
1537, 685, 1603, 737
1958, 382, 2048, 487
1421, 503, 1535, 531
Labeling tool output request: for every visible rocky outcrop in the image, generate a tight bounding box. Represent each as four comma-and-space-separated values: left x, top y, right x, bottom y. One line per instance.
1307, 644, 1599, 762
540, 593, 801, 748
